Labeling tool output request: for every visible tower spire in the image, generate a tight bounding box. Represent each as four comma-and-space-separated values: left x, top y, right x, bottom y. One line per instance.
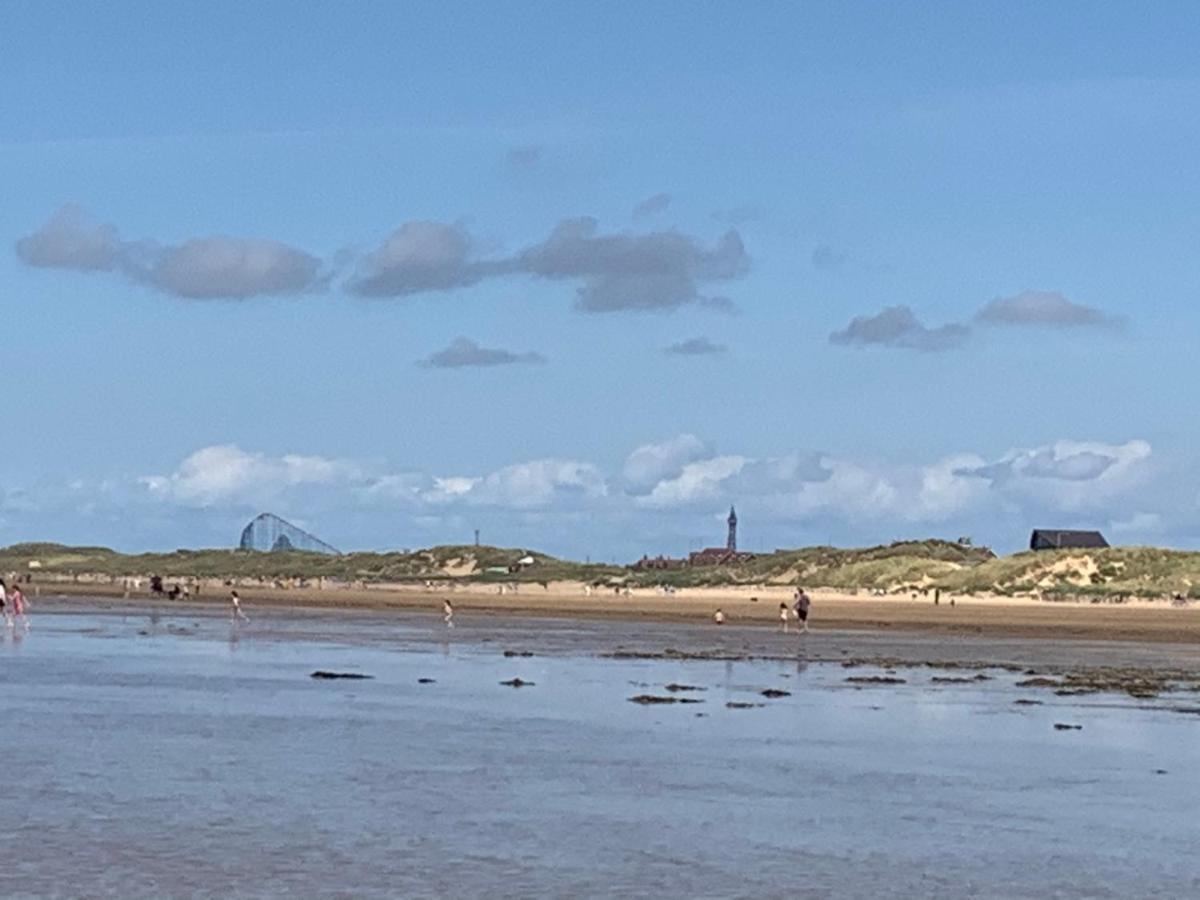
726, 505, 738, 551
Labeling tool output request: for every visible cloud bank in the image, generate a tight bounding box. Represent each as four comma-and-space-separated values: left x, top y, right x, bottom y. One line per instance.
111, 435, 1163, 550
5, 434, 1176, 555
18, 206, 748, 314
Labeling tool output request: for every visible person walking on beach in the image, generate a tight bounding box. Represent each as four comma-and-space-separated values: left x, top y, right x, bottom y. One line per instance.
793, 588, 811, 634
713, 608, 726, 625
443, 599, 455, 628
779, 601, 791, 633
0, 578, 9, 628
10, 584, 29, 631
229, 590, 249, 623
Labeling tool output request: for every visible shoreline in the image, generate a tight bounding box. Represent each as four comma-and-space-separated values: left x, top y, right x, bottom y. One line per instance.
25, 580, 1200, 646
25, 596, 1200, 693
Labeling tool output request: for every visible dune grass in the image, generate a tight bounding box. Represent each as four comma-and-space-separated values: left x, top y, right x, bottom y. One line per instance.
2, 539, 1196, 599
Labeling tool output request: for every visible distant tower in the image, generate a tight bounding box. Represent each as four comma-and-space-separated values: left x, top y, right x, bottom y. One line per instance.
726, 505, 738, 551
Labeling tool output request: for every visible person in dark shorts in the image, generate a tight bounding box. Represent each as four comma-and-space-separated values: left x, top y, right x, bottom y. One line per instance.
793, 588, 811, 634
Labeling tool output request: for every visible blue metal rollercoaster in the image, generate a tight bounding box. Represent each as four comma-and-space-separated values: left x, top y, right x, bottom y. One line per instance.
238, 513, 341, 555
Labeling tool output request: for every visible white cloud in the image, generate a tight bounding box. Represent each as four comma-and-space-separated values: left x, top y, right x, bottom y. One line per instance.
977, 290, 1120, 328
912, 453, 990, 521
15, 204, 122, 271
955, 439, 1151, 511
830, 305, 970, 352
140, 444, 357, 507
519, 217, 747, 312
360, 472, 436, 506
133, 236, 323, 299
16, 205, 325, 299
349, 221, 485, 297
418, 337, 546, 368
435, 459, 608, 509
349, 216, 749, 312
620, 435, 712, 495
638, 455, 747, 508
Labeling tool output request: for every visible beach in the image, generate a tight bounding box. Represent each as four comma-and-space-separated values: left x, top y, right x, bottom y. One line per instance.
2, 603, 1199, 898
30, 578, 1200, 645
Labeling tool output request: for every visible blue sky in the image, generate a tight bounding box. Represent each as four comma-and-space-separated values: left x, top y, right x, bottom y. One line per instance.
3, 2, 1199, 558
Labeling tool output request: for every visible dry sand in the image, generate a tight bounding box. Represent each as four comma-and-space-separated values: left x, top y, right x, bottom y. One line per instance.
28, 578, 1200, 645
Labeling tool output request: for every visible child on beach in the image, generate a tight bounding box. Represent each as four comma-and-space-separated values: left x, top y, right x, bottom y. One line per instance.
443, 599, 454, 628
230, 590, 249, 623
0, 578, 9, 628
10, 584, 28, 631
713, 608, 726, 625
779, 602, 790, 633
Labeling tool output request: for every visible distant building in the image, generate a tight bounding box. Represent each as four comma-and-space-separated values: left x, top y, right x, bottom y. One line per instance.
1029, 529, 1109, 551
690, 505, 754, 566
632, 554, 687, 571
687, 547, 755, 567
630, 505, 756, 570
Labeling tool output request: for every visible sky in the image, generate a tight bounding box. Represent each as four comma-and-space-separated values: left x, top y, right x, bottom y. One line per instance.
3, 1, 1200, 559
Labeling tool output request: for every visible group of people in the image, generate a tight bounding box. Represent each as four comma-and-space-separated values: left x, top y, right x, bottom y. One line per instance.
713, 587, 812, 632
0, 578, 31, 631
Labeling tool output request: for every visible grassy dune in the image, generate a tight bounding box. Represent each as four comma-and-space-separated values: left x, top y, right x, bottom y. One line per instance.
939, 547, 1200, 599
2, 540, 1197, 599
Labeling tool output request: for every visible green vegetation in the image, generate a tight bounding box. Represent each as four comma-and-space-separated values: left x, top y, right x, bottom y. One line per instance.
0, 542, 625, 585
2, 539, 1197, 599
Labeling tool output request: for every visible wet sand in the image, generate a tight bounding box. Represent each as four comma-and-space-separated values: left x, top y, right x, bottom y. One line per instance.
28, 598, 1200, 686
3, 607, 1199, 898
31, 580, 1200, 646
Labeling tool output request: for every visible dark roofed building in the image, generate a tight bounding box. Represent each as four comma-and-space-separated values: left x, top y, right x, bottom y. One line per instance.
1029, 529, 1109, 551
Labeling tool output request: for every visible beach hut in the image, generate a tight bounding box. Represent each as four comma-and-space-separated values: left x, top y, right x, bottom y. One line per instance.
1029, 529, 1109, 551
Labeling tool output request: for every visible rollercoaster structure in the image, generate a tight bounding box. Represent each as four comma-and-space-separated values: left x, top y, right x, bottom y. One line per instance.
238, 513, 341, 556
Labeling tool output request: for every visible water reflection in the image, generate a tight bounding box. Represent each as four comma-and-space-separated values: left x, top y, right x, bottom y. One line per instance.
1, 612, 1197, 899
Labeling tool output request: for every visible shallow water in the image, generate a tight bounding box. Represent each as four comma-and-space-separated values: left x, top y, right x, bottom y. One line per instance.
1, 611, 1198, 898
